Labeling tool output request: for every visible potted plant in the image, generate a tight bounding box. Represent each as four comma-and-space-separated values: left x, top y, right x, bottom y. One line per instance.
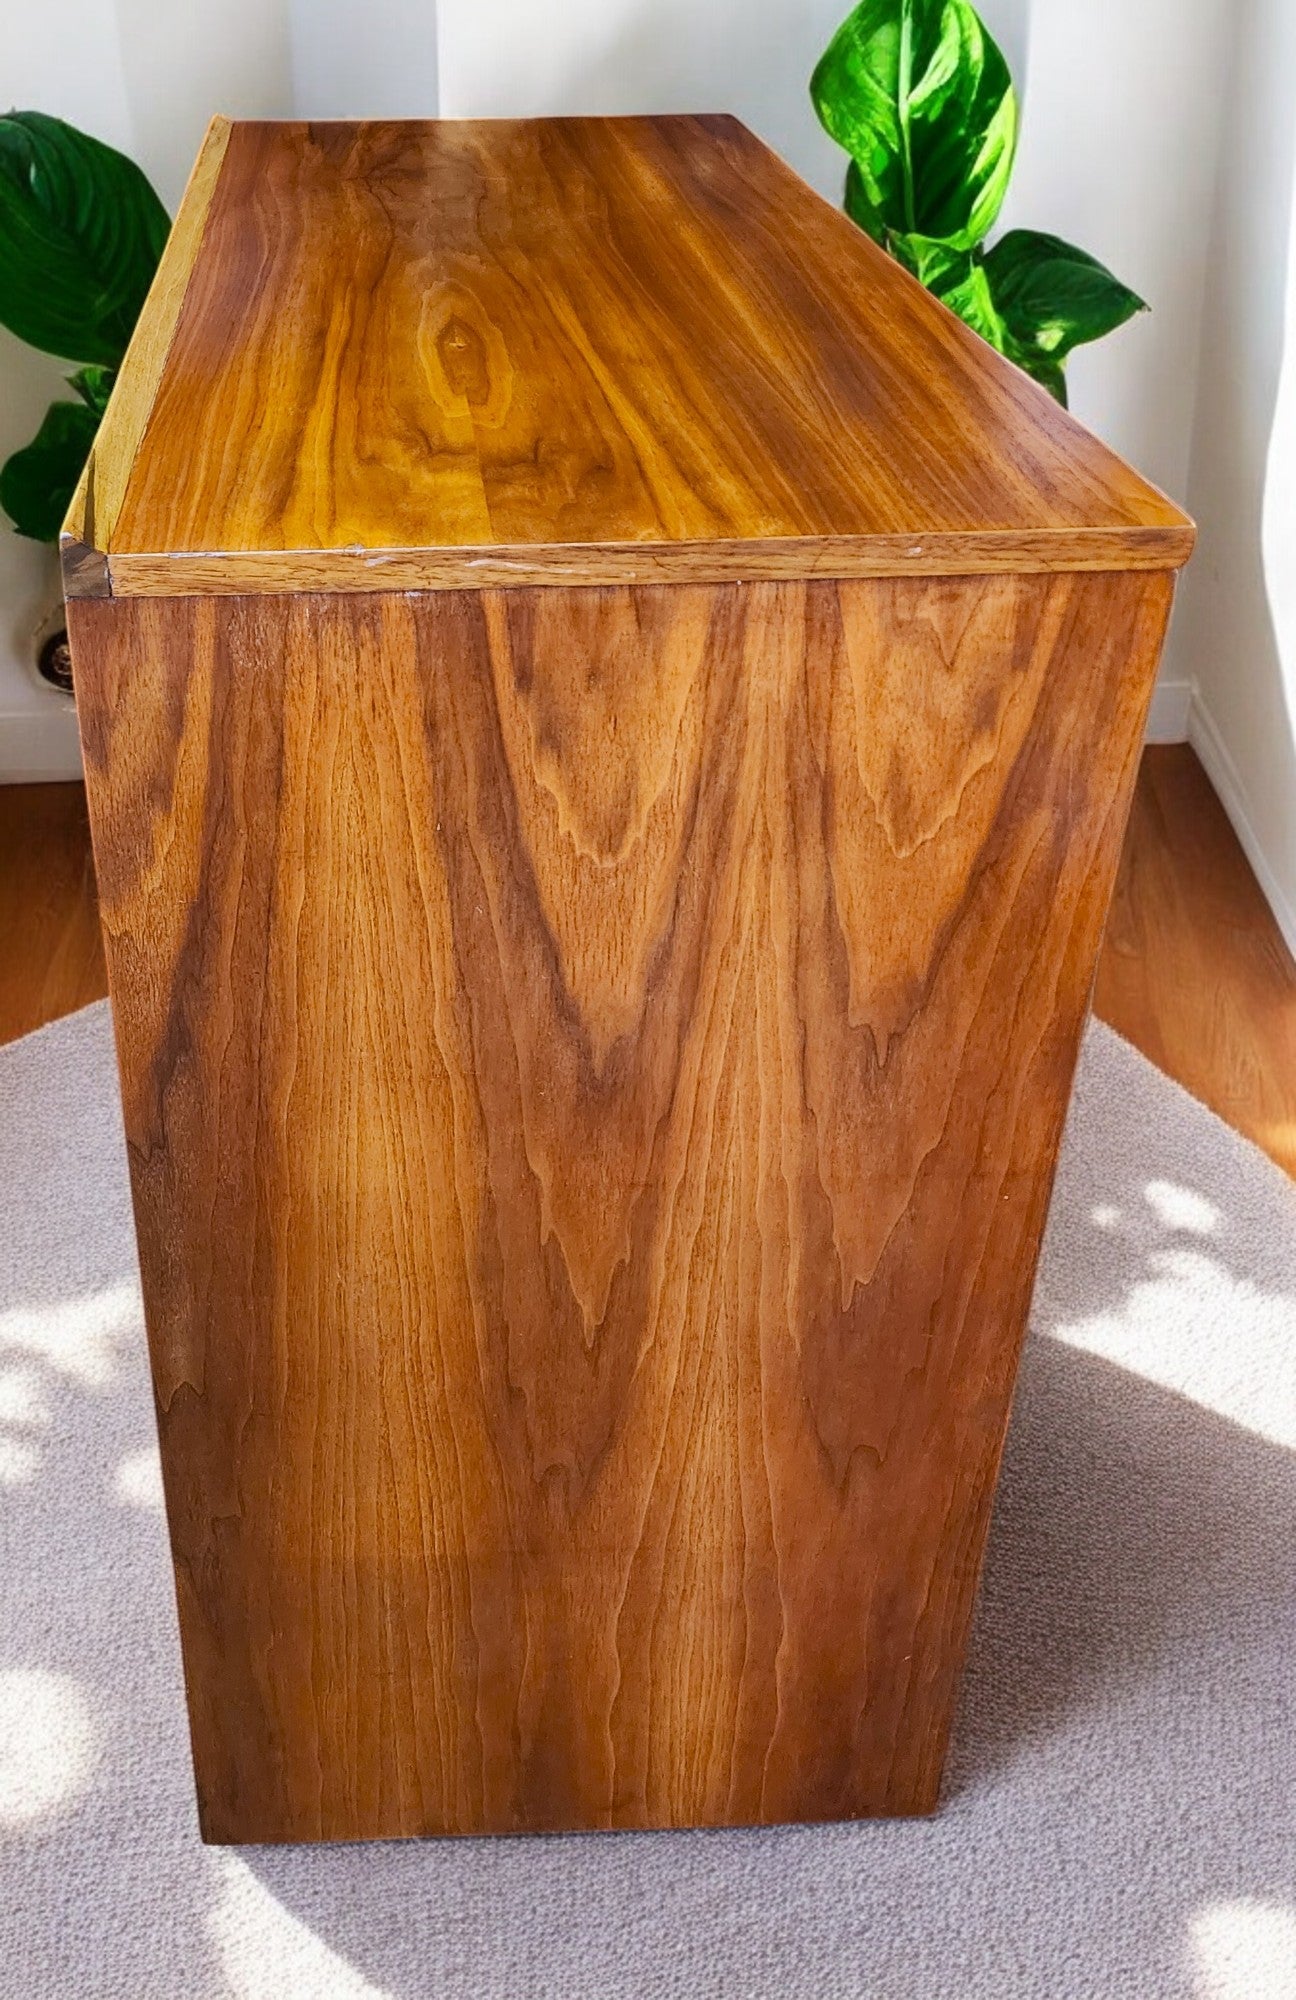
0, 111, 168, 687
811, 0, 1145, 404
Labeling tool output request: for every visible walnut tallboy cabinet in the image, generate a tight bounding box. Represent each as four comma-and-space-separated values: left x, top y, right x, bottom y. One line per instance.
63, 114, 1193, 1845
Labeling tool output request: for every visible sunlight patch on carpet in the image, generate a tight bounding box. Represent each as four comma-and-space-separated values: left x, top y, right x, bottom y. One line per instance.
1191, 1899, 1296, 2000
209, 1854, 395, 2000
0, 1668, 97, 1828
1049, 1177, 1296, 1448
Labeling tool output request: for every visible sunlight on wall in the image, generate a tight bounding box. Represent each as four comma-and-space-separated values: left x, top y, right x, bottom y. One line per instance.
208, 1853, 394, 2000
0, 1668, 96, 1827
1056, 1180, 1296, 1449
1192, 1898, 1296, 1999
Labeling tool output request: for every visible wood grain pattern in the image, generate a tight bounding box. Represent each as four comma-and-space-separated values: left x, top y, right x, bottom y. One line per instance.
101, 523, 1192, 596
66, 116, 1192, 598
61, 116, 232, 598
69, 566, 1172, 1843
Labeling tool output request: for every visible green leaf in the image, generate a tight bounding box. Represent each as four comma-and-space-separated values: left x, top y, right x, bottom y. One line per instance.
0, 110, 169, 367
1010, 348, 1068, 405
891, 232, 1074, 402
892, 231, 1012, 352
811, 0, 1017, 250
0, 398, 99, 542
930, 258, 1010, 353
982, 229, 1146, 360
844, 159, 887, 243
68, 363, 115, 415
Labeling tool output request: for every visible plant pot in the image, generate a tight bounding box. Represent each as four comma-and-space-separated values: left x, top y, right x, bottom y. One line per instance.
32, 596, 73, 696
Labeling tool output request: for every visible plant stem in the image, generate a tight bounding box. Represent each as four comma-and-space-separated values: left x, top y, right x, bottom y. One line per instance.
898, 0, 916, 233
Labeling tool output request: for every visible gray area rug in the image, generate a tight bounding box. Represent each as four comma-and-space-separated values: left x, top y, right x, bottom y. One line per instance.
1, 1001, 1294, 2000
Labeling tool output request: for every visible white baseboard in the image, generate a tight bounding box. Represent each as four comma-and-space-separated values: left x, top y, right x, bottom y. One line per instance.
0, 702, 83, 782
1189, 690, 1296, 964
1144, 678, 1193, 744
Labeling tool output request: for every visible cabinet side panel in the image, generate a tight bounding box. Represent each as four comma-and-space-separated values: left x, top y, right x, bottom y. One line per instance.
67, 572, 1172, 1841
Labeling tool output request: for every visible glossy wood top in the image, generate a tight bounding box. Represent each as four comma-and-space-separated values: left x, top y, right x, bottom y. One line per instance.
64, 115, 1193, 597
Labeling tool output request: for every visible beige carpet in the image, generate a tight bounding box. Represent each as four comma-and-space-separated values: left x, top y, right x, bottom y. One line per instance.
1, 1000, 1294, 2000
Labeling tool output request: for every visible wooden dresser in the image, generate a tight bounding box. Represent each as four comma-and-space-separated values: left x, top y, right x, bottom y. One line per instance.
62, 113, 1193, 1843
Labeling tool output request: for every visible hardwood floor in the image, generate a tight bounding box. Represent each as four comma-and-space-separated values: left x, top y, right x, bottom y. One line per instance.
1, 745, 1293, 1178
0, 781, 105, 1046
1094, 744, 1296, 1177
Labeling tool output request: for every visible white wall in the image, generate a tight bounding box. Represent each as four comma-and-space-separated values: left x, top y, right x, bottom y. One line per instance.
290, 0, 438, 122
1173, 0, 1296, 953
996, 0, 1230, 513
438, 0, 846, 199
993, 0, 1236, 741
